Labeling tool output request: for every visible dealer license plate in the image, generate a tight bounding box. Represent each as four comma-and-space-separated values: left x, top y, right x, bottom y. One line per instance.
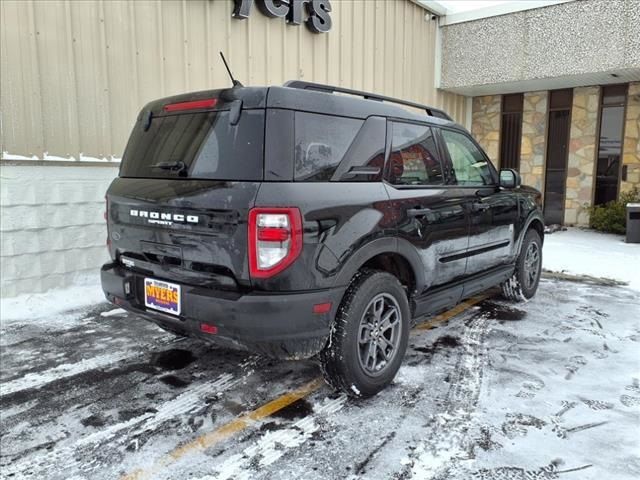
144, 278, 181, 316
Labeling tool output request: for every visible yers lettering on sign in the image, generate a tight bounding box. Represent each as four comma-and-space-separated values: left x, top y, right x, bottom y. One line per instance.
232, 0, 332, 34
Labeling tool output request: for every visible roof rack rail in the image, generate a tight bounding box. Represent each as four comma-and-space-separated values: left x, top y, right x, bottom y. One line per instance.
283, 80, 453, 121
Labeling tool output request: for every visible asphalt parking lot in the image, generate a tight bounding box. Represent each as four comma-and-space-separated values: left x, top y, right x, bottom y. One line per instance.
1, 278, 639, 480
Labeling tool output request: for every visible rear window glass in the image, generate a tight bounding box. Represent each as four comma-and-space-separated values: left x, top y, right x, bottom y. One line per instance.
120, 110, 264, 180
294, 112, 363, 181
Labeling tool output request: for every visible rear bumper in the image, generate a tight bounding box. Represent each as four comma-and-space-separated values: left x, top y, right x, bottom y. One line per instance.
100, 262, 345, 359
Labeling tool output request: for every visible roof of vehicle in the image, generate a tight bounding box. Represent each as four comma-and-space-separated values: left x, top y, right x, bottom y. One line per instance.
139, 82, 462, 130
267, 85, 459, 127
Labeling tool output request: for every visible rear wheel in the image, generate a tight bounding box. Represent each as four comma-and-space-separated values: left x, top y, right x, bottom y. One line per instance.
501, 229, 542, 301
319, 270, 409, 398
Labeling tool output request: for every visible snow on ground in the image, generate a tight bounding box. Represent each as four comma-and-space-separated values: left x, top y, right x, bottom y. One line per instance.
1, 228, 639, 479
1, 280, 638, 479
0, 280, 105, 325
543, 227, 640, 291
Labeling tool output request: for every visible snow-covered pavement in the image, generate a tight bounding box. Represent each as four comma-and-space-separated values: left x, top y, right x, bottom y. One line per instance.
1, 278, 639, 480
542, 227, 640, 291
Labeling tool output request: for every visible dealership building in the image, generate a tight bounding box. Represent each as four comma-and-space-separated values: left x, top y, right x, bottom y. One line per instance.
1, 0, 639, 297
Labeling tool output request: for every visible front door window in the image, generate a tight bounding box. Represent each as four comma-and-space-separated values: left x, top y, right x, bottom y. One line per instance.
441, 129, 494, 186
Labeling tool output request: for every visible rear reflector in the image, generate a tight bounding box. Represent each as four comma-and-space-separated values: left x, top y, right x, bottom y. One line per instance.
313, 302, 332, 314
163, 98, 217, 112
200, 323, 218, 334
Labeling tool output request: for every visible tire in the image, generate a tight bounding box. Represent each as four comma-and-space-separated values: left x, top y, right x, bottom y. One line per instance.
319, 269, 410, 398
501, 228, 542, 301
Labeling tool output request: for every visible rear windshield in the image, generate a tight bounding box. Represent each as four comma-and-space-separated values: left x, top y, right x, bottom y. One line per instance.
120, 109, 264, 180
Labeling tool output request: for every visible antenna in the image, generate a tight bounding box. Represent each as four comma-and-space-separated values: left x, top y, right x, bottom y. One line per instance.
219, 52, 243, 88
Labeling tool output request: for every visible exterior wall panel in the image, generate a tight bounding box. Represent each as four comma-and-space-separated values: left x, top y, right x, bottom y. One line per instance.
441, 0, 640, 96
0, 164, 117, 298
1, 0, 467, 161
471, 95, 501, 166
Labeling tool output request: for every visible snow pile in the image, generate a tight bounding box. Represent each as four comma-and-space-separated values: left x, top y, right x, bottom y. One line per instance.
0, 282, 106, 325
1, 150, 121, 162
543, 227, 640, 291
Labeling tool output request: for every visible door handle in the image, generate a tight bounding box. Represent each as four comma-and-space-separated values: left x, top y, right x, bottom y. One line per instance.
472, 202, 491, 212
407, 207, 433, 218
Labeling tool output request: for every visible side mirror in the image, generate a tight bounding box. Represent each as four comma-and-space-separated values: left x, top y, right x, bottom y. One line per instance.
499, 169, 521, 189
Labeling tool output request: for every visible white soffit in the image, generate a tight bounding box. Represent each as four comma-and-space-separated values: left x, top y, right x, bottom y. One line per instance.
418, 0, 575, 24
443, 68, 640, 97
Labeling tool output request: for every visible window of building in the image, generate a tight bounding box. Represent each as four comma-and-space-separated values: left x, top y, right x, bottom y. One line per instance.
294, 112, 363, 182
441, 129, 494, 186
500, 93, 523, 170
594, 84, 627, 205
543, 89, 573, 225
388, 123, 443, 186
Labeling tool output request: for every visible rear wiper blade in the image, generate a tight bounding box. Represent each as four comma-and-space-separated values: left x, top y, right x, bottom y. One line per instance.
150, 161, 187, 173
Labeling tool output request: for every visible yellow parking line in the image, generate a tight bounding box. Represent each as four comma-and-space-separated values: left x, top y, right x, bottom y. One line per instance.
122, 377, 324, 480
413, 294, 488, 331
121, 295, 488, 480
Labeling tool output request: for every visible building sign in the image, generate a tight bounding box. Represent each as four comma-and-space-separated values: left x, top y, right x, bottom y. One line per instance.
232, 0, 332, 33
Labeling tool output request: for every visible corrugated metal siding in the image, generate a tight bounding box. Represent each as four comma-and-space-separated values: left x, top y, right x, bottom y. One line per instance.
1, 0, 467, 159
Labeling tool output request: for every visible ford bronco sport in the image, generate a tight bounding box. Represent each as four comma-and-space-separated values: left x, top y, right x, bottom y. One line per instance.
101, 81, 544, 398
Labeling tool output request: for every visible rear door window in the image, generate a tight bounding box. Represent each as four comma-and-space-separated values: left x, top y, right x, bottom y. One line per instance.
294, 112, 364, 181
120, 110, 264, 180
388, 122, 444, 186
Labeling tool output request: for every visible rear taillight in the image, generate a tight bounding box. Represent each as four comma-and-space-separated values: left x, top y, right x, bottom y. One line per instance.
248, 207, 302, 279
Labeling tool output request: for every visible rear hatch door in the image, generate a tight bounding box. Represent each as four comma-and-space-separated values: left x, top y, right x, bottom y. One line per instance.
107, 89, 266, 290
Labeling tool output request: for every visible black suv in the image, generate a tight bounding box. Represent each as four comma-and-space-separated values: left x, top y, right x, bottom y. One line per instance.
101, 81, 544, 397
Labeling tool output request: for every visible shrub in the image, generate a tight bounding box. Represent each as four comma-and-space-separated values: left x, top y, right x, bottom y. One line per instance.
588, 187, 640, 234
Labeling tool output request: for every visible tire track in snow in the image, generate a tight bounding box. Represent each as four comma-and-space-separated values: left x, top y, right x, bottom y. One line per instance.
0, 337, 179, 398
402, 312, 491, 478
1, 351, 139, 397
196, 394, 348, 480
2, 358, 258, 478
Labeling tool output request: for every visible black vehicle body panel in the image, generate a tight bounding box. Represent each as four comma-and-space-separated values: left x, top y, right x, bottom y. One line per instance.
102, 84, 544, 358
107, 178, 259, 289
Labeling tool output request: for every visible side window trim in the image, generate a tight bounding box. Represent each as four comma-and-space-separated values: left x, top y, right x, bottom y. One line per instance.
330, 115, 387, 182
438, 126, 499, 187
432, 126, 456, 185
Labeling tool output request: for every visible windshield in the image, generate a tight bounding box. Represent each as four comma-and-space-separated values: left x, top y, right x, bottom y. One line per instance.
120, 109, 264, 180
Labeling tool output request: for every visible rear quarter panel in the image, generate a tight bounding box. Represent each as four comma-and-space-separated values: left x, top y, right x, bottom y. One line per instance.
253, 182, 393, 291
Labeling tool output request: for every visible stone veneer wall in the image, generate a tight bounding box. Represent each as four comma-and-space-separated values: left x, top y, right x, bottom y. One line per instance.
621, 82, 640, 194
519, 92, 548, 193
564, 86, 600, 226
471, 96, 501, 167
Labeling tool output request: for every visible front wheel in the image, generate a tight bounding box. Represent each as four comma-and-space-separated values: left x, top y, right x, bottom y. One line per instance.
319, 270, 410, 398
501, 229, 542, 301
